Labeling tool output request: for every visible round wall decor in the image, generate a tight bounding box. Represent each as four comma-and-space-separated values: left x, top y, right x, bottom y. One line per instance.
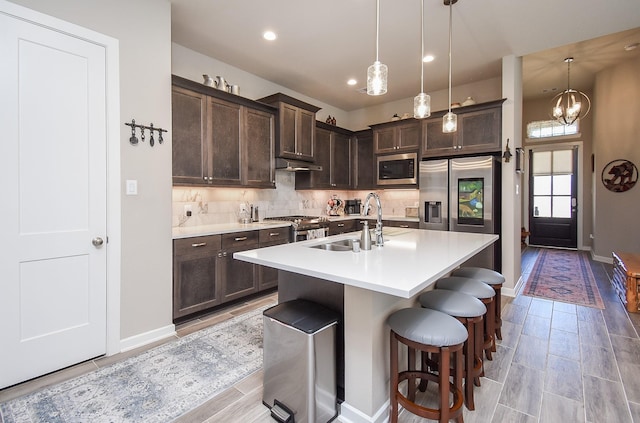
601, 159, 638, 192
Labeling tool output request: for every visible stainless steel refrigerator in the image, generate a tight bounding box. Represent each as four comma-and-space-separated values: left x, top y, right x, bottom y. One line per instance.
419, 156, 501, 271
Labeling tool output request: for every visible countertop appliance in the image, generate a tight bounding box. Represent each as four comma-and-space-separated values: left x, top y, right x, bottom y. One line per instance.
344, 199, 361, 215
419, 156, 501, 270
263, 215, 329, 242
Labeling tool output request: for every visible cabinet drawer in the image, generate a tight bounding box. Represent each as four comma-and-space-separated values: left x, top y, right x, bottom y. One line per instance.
174, 235, 221, 256
222, 231, 259, 249
259, 228, 290, 244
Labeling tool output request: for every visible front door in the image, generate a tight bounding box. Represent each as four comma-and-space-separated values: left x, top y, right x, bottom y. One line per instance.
0, 9, 108, 388
528, 147, 578, 248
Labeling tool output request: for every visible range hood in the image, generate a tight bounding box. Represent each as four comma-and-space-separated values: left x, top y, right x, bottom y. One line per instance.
275, 158, 322, 171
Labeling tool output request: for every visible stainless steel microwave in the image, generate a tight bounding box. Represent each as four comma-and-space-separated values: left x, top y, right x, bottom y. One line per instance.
377, 152, 418, 185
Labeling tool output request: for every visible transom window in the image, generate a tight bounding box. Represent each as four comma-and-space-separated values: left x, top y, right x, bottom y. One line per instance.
527, 119, 579, 139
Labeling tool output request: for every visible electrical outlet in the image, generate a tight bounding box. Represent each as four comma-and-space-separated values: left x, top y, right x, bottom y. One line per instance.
184, 205, 192, 217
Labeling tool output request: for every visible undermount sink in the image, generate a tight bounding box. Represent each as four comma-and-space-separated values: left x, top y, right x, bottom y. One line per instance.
309, 239, 356, 252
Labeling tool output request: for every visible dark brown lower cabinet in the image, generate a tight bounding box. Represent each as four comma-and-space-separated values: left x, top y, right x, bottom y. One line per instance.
173, 235, 222, 319
173, 229, 289, 321
257, 228, 290, 290
329, 220, 358, 235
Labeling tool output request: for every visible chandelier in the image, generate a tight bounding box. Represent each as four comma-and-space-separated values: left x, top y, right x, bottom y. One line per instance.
550, 57, 591, 125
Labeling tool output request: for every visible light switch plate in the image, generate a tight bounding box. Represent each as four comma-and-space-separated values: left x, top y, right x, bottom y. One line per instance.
126, 179, 138, 195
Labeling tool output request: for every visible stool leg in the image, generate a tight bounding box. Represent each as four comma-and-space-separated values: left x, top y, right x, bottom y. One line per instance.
484, 298, 496, 360
494, 285, 503, 341
463, 318, 475, 410
439, 346, 451, 423
407, 346, 417, 402
475, 316, 484, 384
390, 331, 399, 423
454, 347, 465, 423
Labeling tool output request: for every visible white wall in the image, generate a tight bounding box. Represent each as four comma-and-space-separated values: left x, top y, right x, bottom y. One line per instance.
10, 0, 174, 341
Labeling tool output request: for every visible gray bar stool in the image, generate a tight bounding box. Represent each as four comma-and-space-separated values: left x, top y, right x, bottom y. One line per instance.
387, 307, 467, 423
418, 289, 486, 411
436, 276, 496, 360
452, 267, 506, 343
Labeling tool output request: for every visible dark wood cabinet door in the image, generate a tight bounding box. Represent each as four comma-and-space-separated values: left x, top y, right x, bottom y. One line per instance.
313, 128, 332, 187
297, 108, 315, 161
245, 107, 275, 187
209, 97, 242, 185
354, 130, 375, 190
219, 247, 257, 302
258, 228, 289, 291
374, 126, 396, 153
332, 133, 351, 188
172, 87, 208, 185
397, 122, 420, 150
173, 235, 222, 319
329, 220, 357, 235
458, 107, 501, 154
421, 117, 456, 158
279, 103, 298, 158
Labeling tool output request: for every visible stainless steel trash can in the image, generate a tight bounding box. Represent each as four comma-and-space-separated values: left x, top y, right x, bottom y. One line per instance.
263, 299, 340, 423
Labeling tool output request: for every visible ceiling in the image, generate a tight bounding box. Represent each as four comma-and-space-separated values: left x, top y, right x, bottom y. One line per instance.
170, 0, 640, 111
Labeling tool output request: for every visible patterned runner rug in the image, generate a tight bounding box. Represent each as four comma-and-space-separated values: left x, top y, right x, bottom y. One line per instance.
0, 303, 273, 423
523, 249, 604, 309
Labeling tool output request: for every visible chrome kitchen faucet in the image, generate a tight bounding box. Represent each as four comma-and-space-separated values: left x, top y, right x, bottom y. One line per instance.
362, 192, 384, 247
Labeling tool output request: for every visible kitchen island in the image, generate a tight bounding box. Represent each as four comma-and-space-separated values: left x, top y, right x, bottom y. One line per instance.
234, 227, 498, 423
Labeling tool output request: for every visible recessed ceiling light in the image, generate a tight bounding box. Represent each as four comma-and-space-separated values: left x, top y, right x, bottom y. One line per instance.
624, 42, 639, 51
347, 79, 357, 86
263, 31, 277, 41
423, 55, 434, 63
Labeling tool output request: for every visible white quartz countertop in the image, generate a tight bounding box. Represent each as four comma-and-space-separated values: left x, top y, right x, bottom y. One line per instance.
234, 228, 498, 298
172, 222, 291, 239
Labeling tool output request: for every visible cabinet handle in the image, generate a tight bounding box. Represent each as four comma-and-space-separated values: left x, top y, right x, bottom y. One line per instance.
337, 223, 344, 227
269, 232, 281, 237
399, 225, 409, 228
223, 252, 227, 257
191, 242, 207, 247
234, 236, 248, 241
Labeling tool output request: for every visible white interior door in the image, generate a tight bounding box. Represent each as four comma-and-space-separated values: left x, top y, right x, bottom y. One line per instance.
0, 10, 108, 389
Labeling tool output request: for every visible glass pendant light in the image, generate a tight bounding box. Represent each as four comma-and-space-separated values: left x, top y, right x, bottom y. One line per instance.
443, 0, 458, 133
367, 0, 387, 96
550, 57, 591, 125
414, 0, 431, 119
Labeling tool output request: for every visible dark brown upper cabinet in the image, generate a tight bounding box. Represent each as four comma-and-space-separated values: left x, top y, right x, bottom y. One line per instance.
258, 93, 321, 163
353, 129, 375, 190
421, 99, 505, 159
295, 122, 352, 189
371, 119, 420, 154
171, 75, 276, 188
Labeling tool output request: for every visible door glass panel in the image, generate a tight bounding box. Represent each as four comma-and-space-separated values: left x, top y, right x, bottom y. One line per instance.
552, 174, 572, 195
552, 196, 572, 218
553, 150, 573, 174
532, 151, 551, 175
533, 196, 551, 217
533, 175, 551, 195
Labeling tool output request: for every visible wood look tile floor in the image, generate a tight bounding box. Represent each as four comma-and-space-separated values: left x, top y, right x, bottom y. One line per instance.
3, 249, 640, 423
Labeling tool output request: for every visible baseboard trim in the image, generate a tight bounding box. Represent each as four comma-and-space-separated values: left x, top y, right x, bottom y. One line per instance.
118, 324, 176, 353
590, 250, 613, 264
339, 400, 389, 423
502, 274, 524, 298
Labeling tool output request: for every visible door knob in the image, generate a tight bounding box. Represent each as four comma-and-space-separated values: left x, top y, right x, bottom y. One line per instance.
92, 237, 104, 247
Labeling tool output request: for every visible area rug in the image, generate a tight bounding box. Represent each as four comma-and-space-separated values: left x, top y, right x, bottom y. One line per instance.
0, 303, 274, 423
523, 249, 604, 309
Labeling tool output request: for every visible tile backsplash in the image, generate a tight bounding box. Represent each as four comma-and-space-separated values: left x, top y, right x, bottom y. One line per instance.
172, 170, 418, 227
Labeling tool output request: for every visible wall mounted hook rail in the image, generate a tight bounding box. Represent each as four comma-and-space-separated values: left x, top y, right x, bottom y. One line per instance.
125, 119, 167, 147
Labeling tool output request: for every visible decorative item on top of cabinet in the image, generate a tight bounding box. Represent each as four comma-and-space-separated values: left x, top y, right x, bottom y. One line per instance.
421, 99, 505, 159
295, 121, 352, 190
171, 75, 276, 188
258, 93, 321, 163
370, 119, 420, 154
